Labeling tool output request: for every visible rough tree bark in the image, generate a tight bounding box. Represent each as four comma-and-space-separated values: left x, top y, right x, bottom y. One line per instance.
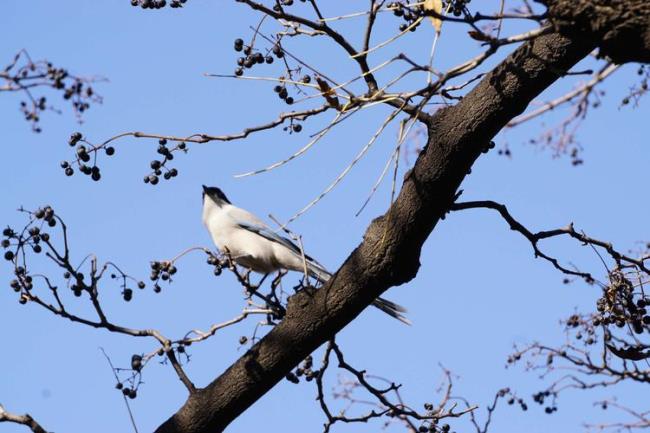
156, 2, 650, 432
542, 0, 650, 63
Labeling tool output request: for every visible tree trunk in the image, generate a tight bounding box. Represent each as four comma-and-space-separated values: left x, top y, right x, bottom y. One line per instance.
155, 31, 595, 433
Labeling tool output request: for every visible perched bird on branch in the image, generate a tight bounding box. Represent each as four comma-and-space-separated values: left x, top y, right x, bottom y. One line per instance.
201, 185, 409, 324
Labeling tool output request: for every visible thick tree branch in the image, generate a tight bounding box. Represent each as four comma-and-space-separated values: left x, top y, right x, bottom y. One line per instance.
155, 32, 595, 433
542, 0, 650, 64
0, 405, 48, 433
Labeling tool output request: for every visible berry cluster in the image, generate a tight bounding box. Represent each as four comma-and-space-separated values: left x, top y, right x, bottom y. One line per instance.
232, 37, 287, 80
144, 138, 182, 185
233, 37, 277, 77
110, 272, 146, 302
113, 354, 145, 400
621, 65, 649, 107
207, 253, 225, 276
3, 51, 102, 132
387, 2, 423, 32
416, 404, 454, 432
593, 273, 650, 334
272, 81, 295, 105
61, 134, 186, 185
61, 132, 115, 181
3, 206, 55, 263
531, 390, 558, 414
442, 0, 471, 17
130, 0, 187, 8
565, 313, 597, 345
149, 260, 178, 293
506, 395, 528, 411
285, 355, 316, 383
231, 36, 311, 108
5, 206, 146, 303
9, 266, 32, 305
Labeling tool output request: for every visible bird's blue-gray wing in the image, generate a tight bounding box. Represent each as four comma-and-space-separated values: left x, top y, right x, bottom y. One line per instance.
235, 221, 314, 261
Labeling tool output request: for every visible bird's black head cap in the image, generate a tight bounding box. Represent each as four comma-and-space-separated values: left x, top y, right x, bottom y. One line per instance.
202, 185, 231, 205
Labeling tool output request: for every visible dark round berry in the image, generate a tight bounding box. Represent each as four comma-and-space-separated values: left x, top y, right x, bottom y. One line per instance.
4, 251, 14, 261
68, 132, 82, 146
235, 67, 244, 76
292, 124, 302, 132
65, 167, 74, 176
265, 56, 274, 64
123, 288, 133, 301
131, 354, 142, 371
105, 146, 115, 156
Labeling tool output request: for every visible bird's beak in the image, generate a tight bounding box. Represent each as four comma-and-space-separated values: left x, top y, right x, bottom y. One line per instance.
202, 185, 209, 194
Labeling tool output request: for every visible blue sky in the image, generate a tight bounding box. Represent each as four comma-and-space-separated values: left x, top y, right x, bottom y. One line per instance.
1, 2, 648, 433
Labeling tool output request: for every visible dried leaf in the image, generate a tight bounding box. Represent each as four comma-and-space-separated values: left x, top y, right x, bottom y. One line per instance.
424, 0, 443, 33
468, 30, 492, 42
315, 76, 340, 110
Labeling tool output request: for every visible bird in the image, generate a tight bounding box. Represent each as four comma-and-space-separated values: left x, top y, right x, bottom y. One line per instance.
201, 185, 409, 324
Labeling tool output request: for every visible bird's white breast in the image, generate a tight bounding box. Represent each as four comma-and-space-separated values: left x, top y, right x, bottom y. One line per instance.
202, 198, 282, 273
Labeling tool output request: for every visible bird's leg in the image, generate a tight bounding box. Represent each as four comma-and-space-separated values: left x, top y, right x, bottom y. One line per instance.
243, 269, 251, 286
268, 270, 286, 308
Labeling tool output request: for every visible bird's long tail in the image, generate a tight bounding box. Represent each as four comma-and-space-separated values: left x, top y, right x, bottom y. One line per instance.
305, 260, 410, 325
